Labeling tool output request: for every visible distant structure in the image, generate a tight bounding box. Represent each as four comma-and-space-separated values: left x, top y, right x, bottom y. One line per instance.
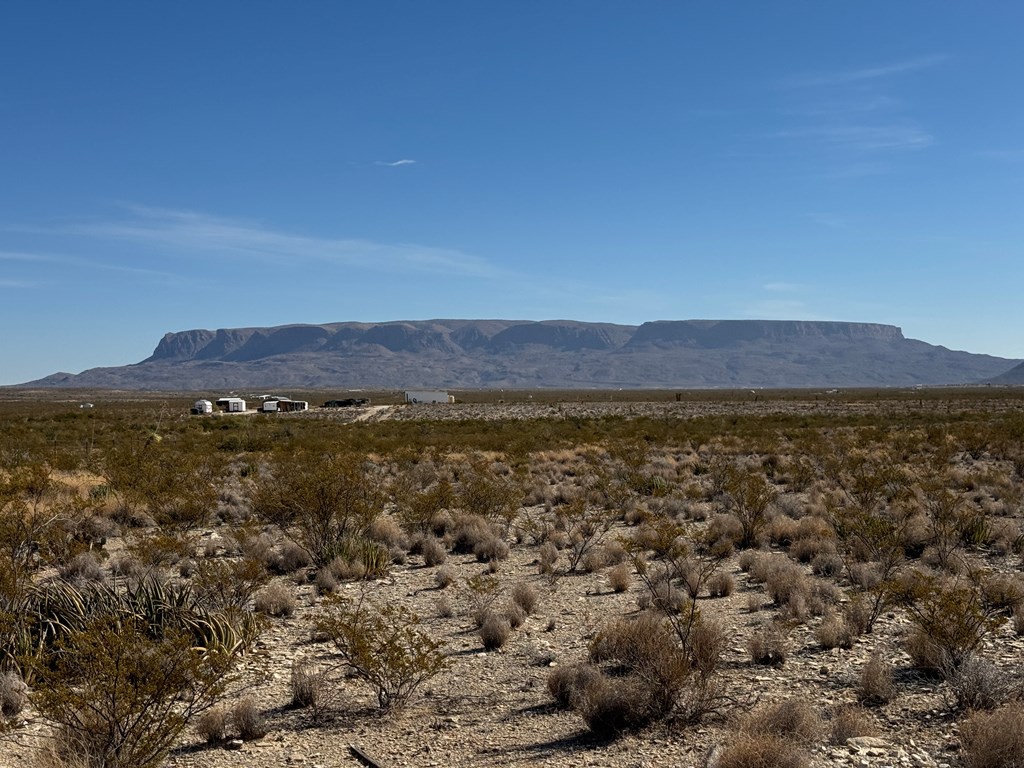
404, 390, 453, 404
215, 397, 247, 413
323, 398, 370, 408
260, 398, 308, 413
191, 399, 214, 415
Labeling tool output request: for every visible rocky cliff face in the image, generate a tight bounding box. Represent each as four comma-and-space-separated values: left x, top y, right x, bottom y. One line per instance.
23, 319, 1022, 390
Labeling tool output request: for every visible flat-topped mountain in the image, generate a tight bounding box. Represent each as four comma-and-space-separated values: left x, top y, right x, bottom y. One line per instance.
21, 319, 1021, 390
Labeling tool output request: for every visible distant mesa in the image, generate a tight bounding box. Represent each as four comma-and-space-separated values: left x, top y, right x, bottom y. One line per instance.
15, 319, 1023, 390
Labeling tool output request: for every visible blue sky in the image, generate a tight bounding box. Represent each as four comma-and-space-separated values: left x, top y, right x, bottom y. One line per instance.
2, 2, 1023, 384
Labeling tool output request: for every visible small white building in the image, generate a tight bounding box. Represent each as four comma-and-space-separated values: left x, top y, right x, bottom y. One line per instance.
216, 397, 247, 413
405, 390, 453, 404
261, 398, 308, 413
192, 399, 213, 415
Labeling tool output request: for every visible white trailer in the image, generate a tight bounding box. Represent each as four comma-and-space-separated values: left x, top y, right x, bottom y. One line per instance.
404, 390, 452, 404
192, 399, 213, 415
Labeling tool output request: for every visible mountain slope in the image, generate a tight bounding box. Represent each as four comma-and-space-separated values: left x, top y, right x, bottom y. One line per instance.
20, 319, 1021, 390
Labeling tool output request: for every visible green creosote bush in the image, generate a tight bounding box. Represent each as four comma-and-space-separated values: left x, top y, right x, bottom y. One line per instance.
251, 452, 387, 566
30, 614, 243, 768
315, 597, 448, 712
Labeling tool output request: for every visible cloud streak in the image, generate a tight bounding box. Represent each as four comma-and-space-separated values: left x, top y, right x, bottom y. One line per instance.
374, 159, 416, 167
779, 55, 947, 89
68, 205, 504, 279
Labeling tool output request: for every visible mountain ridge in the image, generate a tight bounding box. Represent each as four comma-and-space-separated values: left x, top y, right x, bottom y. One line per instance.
18, 319, 1022, 390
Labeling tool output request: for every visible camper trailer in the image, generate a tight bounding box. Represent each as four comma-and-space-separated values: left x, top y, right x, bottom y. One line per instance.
404, 390, 453, 404
191, 399, 213, 415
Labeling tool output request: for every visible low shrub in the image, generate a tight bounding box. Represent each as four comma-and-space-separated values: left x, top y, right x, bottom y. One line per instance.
315, 599, 449, 712
254, 582, 297, 618
960, 703, 1024, 768
829, 705, 877, 746
749, 624, 788, 666
715, 734, 810, 768
743, 698, 823, 745
547, 663, 602, 709
511, 582, 539, 615
196, 706, 229, 744
945, 657, 1022, 711
230, 698, 267, 741
816, 613, 854, 650
707, 571, 735, 598
480, 613, 512, 650
857, 653, 895, 706
420, 535, 447, 566
608, 563, 631, 593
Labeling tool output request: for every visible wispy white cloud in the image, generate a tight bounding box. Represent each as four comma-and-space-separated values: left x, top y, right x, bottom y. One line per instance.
779, 55, 947, 89
0, 279, 33, 288
763, 282, 804, 293
776, 123, 932, 153
374, 159, 416, 167
771, 55, 942, 172
0, 247, 172, 278
67, 204, 503, 279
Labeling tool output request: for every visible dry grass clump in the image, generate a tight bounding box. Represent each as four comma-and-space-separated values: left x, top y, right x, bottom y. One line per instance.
829, 705, 878, 745
716, 698, 820, 768
960, 703, 1024, 768
538, 541, 559, 575
707, 571, 735, 598
689, 618, 726, 676
367, 514, 408, 550
59, 552, 105, 584
815, 612, 854, 650
511, 582, 539, 615
749, 623, 788, 666
271, 540, 312, 574
450, 514, 498, 554
420, 534, 447, 566
290, 660, 324, 709
945, 657, 1023, 711
231, 698, 267, 741
474, 536, 510, 563
479, 613, 512, 650
547, 663, 602, 709
573, 613, 691, 737
743, 697, 823, 745
196, 706, 229, 744
607, 563, 632, 593
856, 653, 896, 706
504, 601, 527, 629
254, 582, 297, 617
714, 734, 810, 768
196, 697, 267, 743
